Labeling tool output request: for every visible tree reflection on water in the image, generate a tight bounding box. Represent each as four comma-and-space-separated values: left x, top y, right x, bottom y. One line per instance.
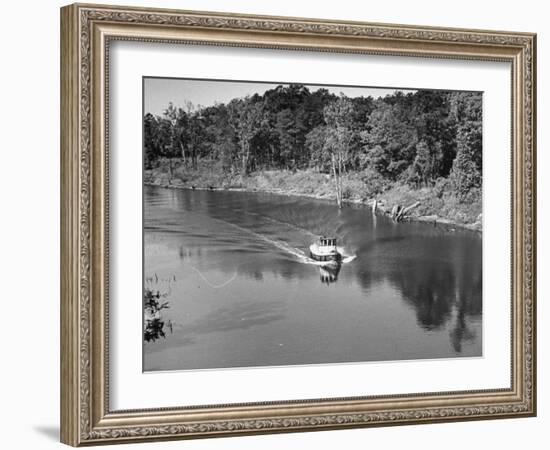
387, 253, 482, 353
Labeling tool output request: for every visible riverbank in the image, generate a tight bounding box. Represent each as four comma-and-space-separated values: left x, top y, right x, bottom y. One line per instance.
145, 162, 482, 233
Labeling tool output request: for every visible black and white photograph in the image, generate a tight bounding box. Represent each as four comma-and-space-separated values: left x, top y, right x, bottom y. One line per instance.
142, 77, 483, 372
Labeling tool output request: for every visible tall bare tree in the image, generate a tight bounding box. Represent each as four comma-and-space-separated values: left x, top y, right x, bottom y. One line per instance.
227, 97, 265, 176
323, 96, 355, 208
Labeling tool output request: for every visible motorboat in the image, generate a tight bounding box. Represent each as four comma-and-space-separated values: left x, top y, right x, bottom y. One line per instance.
309, 236, 342, 263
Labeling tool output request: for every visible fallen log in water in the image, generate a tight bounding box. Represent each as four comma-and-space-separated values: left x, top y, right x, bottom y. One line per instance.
391, 204, 401, 220
396, 201, 421, 222
369, 199, 421, 222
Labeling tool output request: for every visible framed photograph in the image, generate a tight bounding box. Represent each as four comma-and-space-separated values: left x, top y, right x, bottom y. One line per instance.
60, 3, 537, 446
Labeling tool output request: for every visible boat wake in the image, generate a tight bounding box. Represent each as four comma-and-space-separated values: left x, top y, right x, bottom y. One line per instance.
208, 213, 357, 266
188, 266, 239, 289
232, 208, 318, 239
233, 228, 356, 267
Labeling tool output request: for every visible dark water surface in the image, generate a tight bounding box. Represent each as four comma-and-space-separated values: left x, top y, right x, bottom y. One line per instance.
143, 186, 482, 371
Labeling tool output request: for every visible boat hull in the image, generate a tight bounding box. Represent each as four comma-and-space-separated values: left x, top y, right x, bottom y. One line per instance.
309, 244, 342, 263
309, 252, 342, 263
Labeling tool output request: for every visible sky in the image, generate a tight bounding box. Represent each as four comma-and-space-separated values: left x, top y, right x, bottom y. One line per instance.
143, 77, 416, 116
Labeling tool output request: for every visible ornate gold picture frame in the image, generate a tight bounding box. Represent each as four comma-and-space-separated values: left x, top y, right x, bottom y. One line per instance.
61, 3, 536, 446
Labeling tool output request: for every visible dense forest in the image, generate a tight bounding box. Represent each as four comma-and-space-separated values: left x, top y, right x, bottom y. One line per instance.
144, 85, 482, 225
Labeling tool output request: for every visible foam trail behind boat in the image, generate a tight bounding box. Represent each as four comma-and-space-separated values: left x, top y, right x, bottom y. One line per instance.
207, 212, 356, 265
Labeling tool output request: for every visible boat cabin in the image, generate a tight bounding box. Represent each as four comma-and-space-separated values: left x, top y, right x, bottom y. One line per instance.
319, 237, 336, 248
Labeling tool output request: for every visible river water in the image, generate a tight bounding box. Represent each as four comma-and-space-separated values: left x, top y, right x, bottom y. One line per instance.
143, 185, 482, 371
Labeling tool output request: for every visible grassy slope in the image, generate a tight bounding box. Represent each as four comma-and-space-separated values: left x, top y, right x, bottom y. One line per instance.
145, 160, 482, 229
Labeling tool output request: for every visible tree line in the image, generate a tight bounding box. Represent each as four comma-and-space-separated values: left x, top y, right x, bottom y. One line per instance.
144, 84, 482, 205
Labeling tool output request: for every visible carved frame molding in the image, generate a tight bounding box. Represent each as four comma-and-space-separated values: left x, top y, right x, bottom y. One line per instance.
61, 3, 536, 446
